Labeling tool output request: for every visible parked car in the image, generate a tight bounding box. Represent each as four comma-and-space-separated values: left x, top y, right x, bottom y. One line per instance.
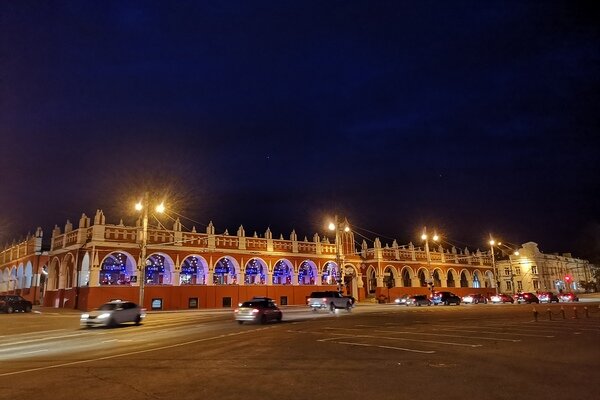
406, 295, 432, 306
515, 292, 539, 304
394, 294, 411, 305
0, 295, 33, 313
432, 291, 461, 306
80, 300, 145, 328
490, 293, 514, 304
559, 292, 579, 302
538, 292, 560, 303
307, 291, 353, 312
235, 298, 282, 324
462, 293, 488, 304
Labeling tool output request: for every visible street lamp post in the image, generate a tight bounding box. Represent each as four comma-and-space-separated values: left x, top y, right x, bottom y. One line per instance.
421, 227, 438, 294
329, 216, 350, 294
489, 237, 499, 295
135, 192, 165, 308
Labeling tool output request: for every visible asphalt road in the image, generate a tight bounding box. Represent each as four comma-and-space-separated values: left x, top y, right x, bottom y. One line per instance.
1, 302, 599, 400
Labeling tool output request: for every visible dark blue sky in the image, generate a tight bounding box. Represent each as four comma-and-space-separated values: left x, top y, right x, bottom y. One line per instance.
1, 1, 599, 259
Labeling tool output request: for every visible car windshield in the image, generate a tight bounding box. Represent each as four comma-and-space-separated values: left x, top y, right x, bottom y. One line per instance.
98, 303, 119, 311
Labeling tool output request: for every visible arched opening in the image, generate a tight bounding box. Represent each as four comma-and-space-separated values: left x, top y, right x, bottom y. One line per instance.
213, 257, 238, 285
144, 253, 174, 285
0, 268, 8, 292
460, 271, 469, 287
24, 261, 33, 289
79, 253, 90, 287
383, 266, 396, 288
484, 271, 494, 288
473, 271, 481, 288
432, 269, 442, 288
367, 266, 377, 294
343, 264, 357, 298
9, 267, 17, 291
100, 252, 136, 285
48, 259, 60, 290
322, 261, 338, 285
180, 255, 209, 285
244, 258, 266, 285
273, 259, 293, 285
64, 254, 75, 289
418, 269, 427, 287
402, 268, 412, 287
447, 270, 456, 288
16, 264, 24, 289
298, 260, 317, 285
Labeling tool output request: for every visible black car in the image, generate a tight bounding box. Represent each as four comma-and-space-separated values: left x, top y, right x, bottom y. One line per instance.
515, 292, 539, 304
432, 291, 461, 305
0, 295, 33, 313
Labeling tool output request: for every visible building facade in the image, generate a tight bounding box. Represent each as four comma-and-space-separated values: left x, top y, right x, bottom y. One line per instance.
495, 242, 593, 294
3, 209, 511, 311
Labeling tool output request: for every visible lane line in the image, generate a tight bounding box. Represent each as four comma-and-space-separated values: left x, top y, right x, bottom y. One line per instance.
373, 330, 521, 342
334, 341, 435, 354
0, 326, 276, 377
19, 349, 48, 355
0, 332, 90, 349
437, 328, 554, 338
320, 332, 482, 348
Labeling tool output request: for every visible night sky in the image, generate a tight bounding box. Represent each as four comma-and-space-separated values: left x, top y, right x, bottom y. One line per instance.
1, 1, 599, 260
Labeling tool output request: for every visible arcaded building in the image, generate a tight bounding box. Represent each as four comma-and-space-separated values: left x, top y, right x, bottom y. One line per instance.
1, 209, 533, 311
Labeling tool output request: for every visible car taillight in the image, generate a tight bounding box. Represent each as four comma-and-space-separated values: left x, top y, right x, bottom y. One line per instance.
234, 309, 239, 313
252, 309, 260, 313
322, 298, 327, 301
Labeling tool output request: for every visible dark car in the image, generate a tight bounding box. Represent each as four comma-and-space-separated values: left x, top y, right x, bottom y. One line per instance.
0, 295, 33, 313
559, 292, 579, 302
462, 293, 488, 304
406, 295, 432, 306
538, 292, 559, 303
515, 292, 539, 304
432, 291, 461, 306
490, 293, 514, 304
235, 298, 282, 324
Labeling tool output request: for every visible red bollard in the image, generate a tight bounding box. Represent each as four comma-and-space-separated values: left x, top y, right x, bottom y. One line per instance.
573, 307, 578, 319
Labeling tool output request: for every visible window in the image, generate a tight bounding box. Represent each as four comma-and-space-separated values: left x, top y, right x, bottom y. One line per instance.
504, 268, 510, 276
514, 267, 521, 275
517, 281, 523, 291
505, 281, 512, 291
531, 266, 538, 274
188, 298, 198, 309
533, 280, 539, 290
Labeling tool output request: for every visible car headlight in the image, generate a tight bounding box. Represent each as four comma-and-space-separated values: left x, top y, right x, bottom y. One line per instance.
81, 313, 89, 319
97, 313, 111, 319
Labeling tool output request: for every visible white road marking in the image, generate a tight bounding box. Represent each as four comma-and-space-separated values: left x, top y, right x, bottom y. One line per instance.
0, 326, 275, 377
373, 330, 521, 342
319, 331, 482, 348
334, 341, 435, 354
0, 332, 90, 349
19, 349, 48, 355
438, 328, 554, 338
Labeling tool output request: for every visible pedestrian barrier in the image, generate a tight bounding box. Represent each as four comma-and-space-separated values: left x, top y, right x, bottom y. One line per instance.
533, 304, 600, 321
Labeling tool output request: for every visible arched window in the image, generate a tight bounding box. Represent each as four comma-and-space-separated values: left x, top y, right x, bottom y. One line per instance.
418, 270, 427, 287
383, 267, 395, 288
460, 272, 469, 287
447, 270, 455, 288
322, 262, 338, 285
100, 252, 135, 285
214, 257, 237, 285
145, 254, 173, 285
298, 261, 316, 285
181, 256, 207, 285
244, 258, 266, 284
402, 269, 412, 287
473, 272, 481, 288
433, 270, 441, 287
273, 260, 292, 285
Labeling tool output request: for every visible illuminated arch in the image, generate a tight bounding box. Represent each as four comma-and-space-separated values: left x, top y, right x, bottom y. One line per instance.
321, 261, 339, 285
243, 257, 267, 285
416, 267, 428, 287
144, 253, 175, 285
446, 268, 458, 288
459, 269, 471, 287
400, 266, 414, 287
366, 265, 377, 293
273, 259, 293, 285
16, 263, 24, 289
298, 260, 318, 285
472, 270, 482, 288
180, 255, 209, 285
99, 251, 136, 286
24, 261, 33, 289
383, 265, 397, 288
213, 256, 240, 285
79, 253, 90, 286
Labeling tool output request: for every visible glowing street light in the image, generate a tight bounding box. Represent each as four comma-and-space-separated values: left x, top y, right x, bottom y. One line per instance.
489, 236, 500, 295
328, 215, 350, 294
136, 192, 165, 308
421, 227, 439, 293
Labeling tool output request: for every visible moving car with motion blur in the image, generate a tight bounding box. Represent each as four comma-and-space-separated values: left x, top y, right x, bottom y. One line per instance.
0, 295, 33, 313
307, 291, 353, 312
80, 300, 145, 328
235, 298, 282, 324
406, 295, 432, 306
394, 294, 411, 305
515, 292, 539, 304
462, 293, 488, 304
490, 293, 514, 304
559, 292, 579, 302
538, 292, 560, 303
431, 291, 461, 306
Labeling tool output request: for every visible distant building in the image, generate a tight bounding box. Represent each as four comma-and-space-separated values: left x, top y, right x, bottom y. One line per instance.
495, 242, 593, 294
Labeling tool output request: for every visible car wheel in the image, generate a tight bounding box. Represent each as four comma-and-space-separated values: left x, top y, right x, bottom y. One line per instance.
24, 305, 32, 313
237, 321, 244, 325
6, 306, 14, 314
329, 303, 335, 312
134, 314, 142, 325
260, 315, 267, 324
108, 318, 117, 328
276, 313, 282, 322
345, 302, 352, 312
444, 300, 449, 306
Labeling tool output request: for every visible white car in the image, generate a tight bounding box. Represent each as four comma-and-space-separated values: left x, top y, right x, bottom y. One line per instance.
81, 300, 145, 328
